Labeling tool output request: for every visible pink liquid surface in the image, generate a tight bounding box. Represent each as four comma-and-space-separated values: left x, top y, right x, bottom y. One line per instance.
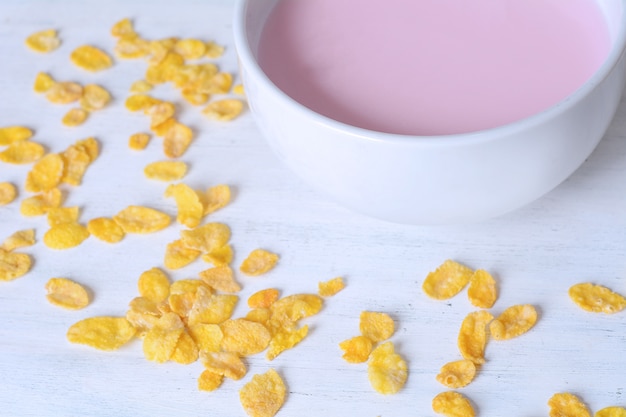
258, 0, 611, 135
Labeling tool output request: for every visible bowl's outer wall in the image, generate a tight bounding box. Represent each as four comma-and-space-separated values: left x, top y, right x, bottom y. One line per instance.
236, 0, 626, 224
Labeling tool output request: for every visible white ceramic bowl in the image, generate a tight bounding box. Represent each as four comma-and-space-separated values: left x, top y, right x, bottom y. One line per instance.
233, 0, 626, 225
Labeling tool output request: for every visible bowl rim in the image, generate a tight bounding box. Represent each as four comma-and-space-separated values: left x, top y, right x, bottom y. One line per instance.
233, 0, 626, 146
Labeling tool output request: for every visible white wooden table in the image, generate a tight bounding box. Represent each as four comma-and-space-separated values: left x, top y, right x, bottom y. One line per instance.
1, 1, 625, 416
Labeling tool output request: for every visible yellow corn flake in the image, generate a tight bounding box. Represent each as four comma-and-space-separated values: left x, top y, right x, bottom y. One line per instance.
20, 188, 62, 216
188, 289, 238, 326
164, 183, 203, 228
548, 393, 591, 417
595, 407, 626, 417
318, 276, 345, 297
70, 45, 113, 72
75, 137, 99, 161
80, 84, 112, 111
246, 308, 271, 325
182, 90, 210, 106
43, 222, 90, 250
367, 341, 408, 395
360, 311, 395, 343
198, 370, 224, 392
164, 239, 201, 269
87, 217, 125, 243
67, 316, 136, 351
144, 161, 188, 182
1, 229, 35, 252
432, 391, 476, 417
197, 184, 231, 215
137, 267, 170, 303
200, 266, 241, 293
490, 304, 538, 341
163, 121, 193, 158
145, 52, 184, 84
436, 360, 477, 389
113, 205, 171, 234
239, 369, 286, 417
46, 81, 83, 104
60, 144, 92, 186
147, 101, 176, 129
240, 249, 279, 276
266, 324, 309, 360
201, 72, 233, 94
467, 269, 498, 309
62, 108, 89, 127
115, 37, 150, 59
233, 84, 245, 95
47, 206, 79, 227
170, 278, 210, 295
171, 330, 199, 364
128, 132, 151, 150
45, 277, 90, 310
0, 141, 45, 164
25, 153, 64, 193
125, 297, 162, 335
0, 248, 32, 282
174, 38, 207, 60
143, 324, 185, 363
220, 318, 271, 356
203, 98, 244, 122
130, 80, 153, 93
111, 18, 136, 38
201, 351, 247, 380
34, 72, 56, 93
339, 335, 373, 364
148, 38, 178, 64
181, 222, 231, 253
0, 182, 17, 205
201, 244, 234, 267
423, 260, 474, 300
125, 94, 161, 112
167, 292, 196, 320
151, 117, 176, 138
188, 323, 223, 353
270, 294, 323, 324
248, 288, 280, 309
568, 282, 626, 314
25, 29, 60, 53
205, 41, 225, 58
458, 310, 493, 364
0, 126, 33, 145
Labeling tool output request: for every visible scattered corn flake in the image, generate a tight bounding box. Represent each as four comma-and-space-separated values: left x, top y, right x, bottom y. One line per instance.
128, 132, 151, 150
165, 183, 203, 228
200, 266, 241, 293
595, 407, 626, 417
25, 153, 64, 192
115, 37, 150, 59
0, 182, 17, 205
47, 206, 79, 227
203, 98, 244, 122
180, 222, 231, 253
201, 244, 234, 267
20, 188, 62, 216
467, 269, 497, 309
269, 293, 323, 324
87, 217, 125, 243
457, 310, 494, 364
130, 80, 153, 93
45, 277, 90, 310
423, 260, 474, 300
436, 360, 477, 389
0, 141, 45, 164
145, 51, 184, 84
188, 288, 238, 325
25, 29, 60, 53
240, 249, 279, 276
43, 222, 90, 250
198, 370, 224, 392
138, 267, 170, 304
318, 276, 345, 297
174, 38, 207, 60
201, 350, 247, 380
368, 341, 408, 395
80, 84, 112, 111
245, 308, 271, 325
266, 324, 309, 361
70, 45, 113, 72
432, 391, 476, 417
125, 94, 161, 112
1, 229, 35, 251
151, 117, 176, 138
248, 288, 280, 309
233, 84, 245, 95
75, 137, 99, 161
143, 325, 185, 363
60, 144, 92, 186
126, 296, 161, 334
113, 205, 171, 234
67, 316, 136, 351
34, 72, 56, 93
0, 248, 32, 282
205, 41, 225, 58
339, 335, 373, 364
198, 184, 231, 215
171, 330, 199, 364
111, 18, 136, 38
170, 278, 210, 295
0, 126, 33, 145
147, 101, 176, 129
62, 108, 89, 127
163, 121, 193, 158
548, 393, 591, 417
201, 72, 233, 94
182, 90, 209, 106
188, 323, 223, 353
360, 311, 395, 343
239, 369, 286, 417
46, 81, 83, 104
144, 160, 188, 182
489, 304, 538, 341
220, 318, 271, 356
568, 282, 626, 314
167, 292, 197, 320
164, 239, 201, 269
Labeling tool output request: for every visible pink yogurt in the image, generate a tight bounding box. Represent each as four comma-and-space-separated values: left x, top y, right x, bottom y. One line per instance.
258, 0, 611, 135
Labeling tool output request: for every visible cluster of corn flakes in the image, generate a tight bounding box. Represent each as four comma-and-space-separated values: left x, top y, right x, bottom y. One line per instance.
339, 311, 407, 395
0, 229, 35, 282
548, 392, 626, 417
